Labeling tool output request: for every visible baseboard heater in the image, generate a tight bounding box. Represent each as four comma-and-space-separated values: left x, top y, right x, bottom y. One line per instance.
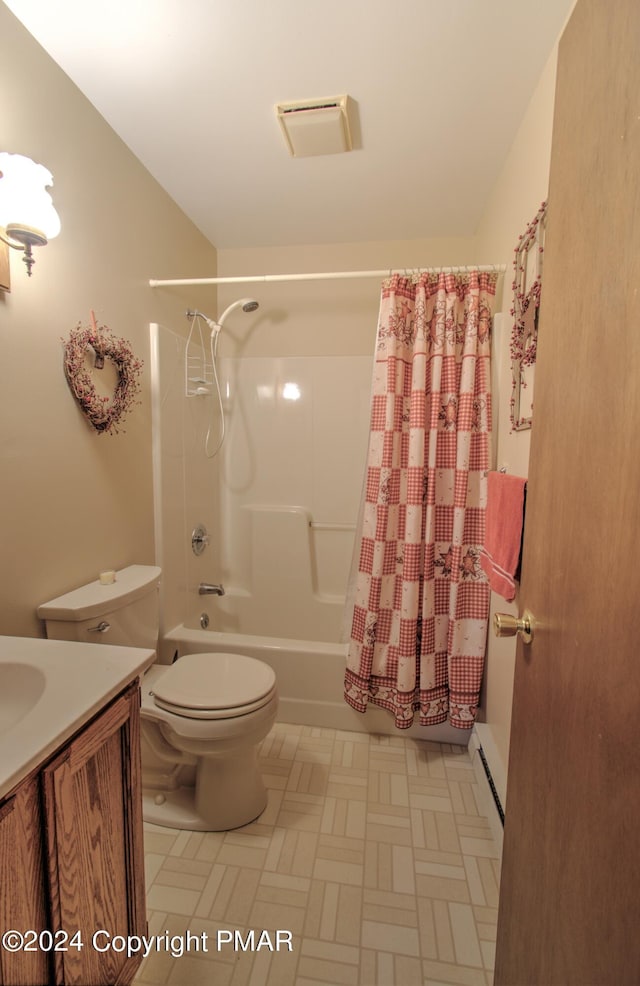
477, 745, 505, 826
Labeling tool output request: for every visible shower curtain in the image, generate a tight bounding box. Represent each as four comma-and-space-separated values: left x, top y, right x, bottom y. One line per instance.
344, 270, 497, 729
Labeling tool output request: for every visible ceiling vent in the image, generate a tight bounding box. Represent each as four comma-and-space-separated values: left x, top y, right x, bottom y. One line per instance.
275, 95, 353, 157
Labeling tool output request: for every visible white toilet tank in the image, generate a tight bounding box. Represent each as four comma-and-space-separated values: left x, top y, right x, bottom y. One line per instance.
37, 565, 161, 651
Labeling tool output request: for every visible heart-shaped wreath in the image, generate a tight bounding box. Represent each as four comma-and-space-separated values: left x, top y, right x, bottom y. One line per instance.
62, 311, 143, 435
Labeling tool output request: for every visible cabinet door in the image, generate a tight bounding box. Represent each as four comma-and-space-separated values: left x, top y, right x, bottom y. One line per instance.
42, 683, 146, 986
0, 776, 49, 986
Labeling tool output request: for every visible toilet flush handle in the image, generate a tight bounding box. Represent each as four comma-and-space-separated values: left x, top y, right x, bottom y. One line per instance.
87, 620, 111, 633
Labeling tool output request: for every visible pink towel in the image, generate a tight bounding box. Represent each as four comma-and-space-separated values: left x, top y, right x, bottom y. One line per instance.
480, 472, 527, 601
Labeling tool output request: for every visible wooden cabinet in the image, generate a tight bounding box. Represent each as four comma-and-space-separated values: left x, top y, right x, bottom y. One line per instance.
0, 774, 49, 986
0, 681, 146, 986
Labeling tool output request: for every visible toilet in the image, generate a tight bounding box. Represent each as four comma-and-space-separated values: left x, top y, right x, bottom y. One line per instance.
37, 565, 278, 831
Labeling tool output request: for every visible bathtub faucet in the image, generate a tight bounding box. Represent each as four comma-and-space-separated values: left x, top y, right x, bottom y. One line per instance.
198, 582, 225, 596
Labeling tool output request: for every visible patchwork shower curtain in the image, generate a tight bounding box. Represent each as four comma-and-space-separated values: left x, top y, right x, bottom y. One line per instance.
344, 270, 497, 729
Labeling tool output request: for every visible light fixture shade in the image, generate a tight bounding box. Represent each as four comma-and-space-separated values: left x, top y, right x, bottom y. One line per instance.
276, 95, 353, 157
0, 152, 61, 240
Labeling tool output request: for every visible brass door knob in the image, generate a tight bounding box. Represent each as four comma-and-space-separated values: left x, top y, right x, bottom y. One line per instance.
493, 609, 534, 644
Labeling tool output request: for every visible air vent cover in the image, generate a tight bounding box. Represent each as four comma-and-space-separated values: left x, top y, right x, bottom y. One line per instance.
275, 95, 353, 157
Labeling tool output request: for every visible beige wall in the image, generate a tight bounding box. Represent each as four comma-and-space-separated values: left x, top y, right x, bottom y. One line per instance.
0, 6, 217, 637
474, 46, 561, 789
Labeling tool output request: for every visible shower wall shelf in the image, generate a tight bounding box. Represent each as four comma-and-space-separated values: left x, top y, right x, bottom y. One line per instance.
184, 314, 213, 398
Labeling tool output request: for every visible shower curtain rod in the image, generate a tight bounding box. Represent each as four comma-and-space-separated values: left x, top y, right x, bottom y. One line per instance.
148, 264, 506, 288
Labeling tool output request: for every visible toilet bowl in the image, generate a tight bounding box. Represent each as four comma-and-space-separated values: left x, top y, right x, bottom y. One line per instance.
36, 565, 278, 832
140, 652, 278, 831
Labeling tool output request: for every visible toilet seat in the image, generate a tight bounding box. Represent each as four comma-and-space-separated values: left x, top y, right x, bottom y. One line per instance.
151, 652, 277, 720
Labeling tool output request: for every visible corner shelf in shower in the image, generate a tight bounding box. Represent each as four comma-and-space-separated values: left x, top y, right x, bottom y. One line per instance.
185, 314, 213, 397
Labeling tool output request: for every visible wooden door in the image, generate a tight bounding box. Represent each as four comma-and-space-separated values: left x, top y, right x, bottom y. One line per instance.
42, 683, 146, 986
494, 1, 640, 984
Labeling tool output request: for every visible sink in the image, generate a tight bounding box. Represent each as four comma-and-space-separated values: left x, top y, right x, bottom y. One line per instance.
0, 662, 47, 734
0, 636, 155, 800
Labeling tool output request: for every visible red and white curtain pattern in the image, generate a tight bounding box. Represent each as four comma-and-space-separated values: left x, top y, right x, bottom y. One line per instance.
344, 271, 497, 729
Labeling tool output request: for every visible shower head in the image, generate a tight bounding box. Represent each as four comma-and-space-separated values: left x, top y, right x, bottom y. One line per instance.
216, 297, 260, 328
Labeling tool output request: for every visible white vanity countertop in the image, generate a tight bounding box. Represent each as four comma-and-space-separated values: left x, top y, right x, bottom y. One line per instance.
0, 635, 155, 800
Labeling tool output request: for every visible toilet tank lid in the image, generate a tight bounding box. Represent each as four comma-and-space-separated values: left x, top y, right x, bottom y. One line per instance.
37, 565, 161, 622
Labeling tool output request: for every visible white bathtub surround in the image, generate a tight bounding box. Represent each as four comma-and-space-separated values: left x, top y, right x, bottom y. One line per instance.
150, 324, 373, 644
162, 625, 468, 745
208, 504, 347, 640
203, 354, 372, 640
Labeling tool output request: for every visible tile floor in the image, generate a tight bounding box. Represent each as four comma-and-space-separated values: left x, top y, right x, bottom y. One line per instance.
134, 723, 501, 986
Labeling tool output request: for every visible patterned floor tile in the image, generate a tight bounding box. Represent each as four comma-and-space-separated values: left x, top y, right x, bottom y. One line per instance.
133, 722, 501, 986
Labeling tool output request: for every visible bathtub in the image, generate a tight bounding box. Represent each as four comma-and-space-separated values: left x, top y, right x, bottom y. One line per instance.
160, 624, 467, 744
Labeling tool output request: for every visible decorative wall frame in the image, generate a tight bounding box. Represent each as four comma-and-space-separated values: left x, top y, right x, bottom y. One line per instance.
510, 200, 547, 431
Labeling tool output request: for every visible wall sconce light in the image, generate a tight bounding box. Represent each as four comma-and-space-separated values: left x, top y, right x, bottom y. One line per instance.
0, 152, 61, 277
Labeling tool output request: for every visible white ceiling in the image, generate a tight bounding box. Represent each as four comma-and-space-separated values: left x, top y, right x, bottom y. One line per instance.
5, 0, 574, 250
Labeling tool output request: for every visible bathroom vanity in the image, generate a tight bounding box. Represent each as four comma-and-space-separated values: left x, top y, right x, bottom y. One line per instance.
0, 636, 155, 986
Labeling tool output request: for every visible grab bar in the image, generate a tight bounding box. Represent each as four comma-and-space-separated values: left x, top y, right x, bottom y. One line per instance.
308, 522, 356, 532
